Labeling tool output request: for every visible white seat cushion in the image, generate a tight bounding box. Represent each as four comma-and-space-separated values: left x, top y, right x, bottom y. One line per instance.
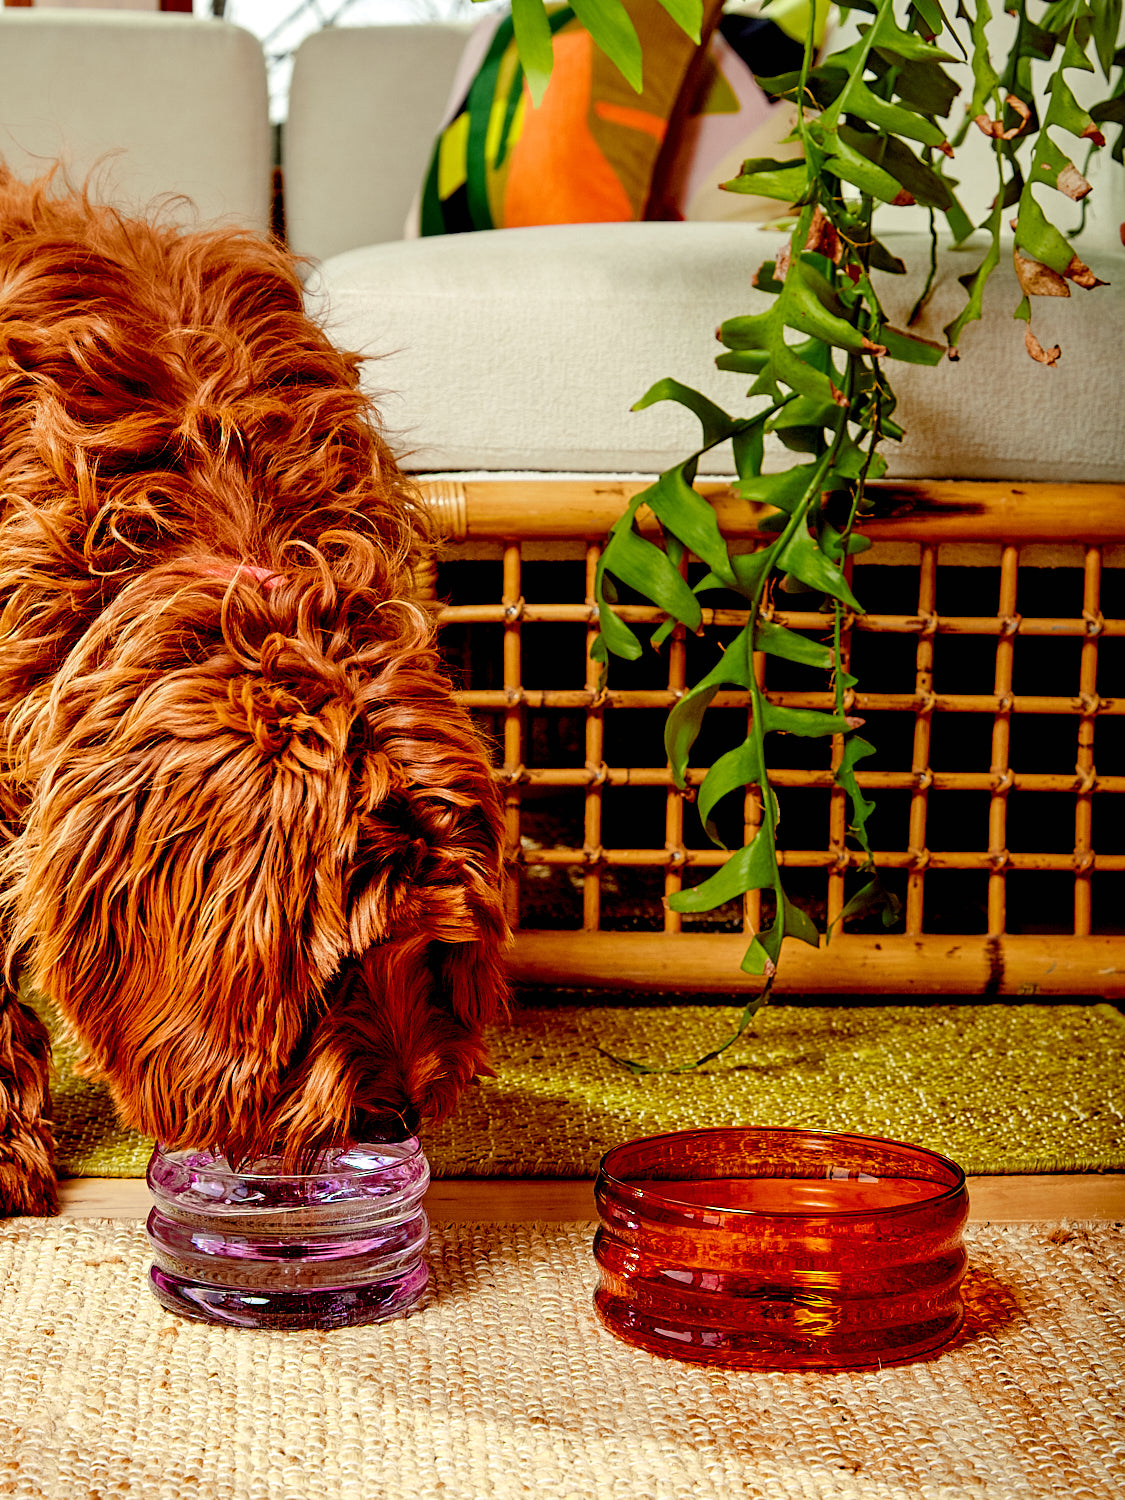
0, 10, 271, 231
310, 220, 1123, 482
286, 23, 469, 261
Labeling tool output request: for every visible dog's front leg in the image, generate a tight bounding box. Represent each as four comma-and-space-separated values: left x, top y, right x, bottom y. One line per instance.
0, 988, 57, 1215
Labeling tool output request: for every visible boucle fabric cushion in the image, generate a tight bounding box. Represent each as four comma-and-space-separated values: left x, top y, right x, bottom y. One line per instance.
309, 219, 1123, 480
0, 9, 270, 231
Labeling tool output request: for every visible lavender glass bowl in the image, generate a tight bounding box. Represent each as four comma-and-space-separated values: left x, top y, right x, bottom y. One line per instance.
593, 1127, 969, 1369
146, 1140, 430, 1329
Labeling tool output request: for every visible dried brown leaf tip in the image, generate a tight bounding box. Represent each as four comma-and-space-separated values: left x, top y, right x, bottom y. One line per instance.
805, 205, 841, 264
1063, 254, 1108, 290
1014, 249, 1070, 298
1055, 163, 1092, 202
772, 210, 842, 281
975, 94, 1031, 140
1025, 327, 1061, 366
1010, 231, 1108, 293
1082, 123, 1107, 148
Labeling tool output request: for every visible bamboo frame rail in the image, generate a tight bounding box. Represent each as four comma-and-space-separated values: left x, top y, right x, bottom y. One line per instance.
423, 477, 1125, 997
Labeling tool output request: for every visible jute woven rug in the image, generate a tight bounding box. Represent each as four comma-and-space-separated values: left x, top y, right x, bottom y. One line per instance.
0, 1218, 1121, 1500
32, 996, 1125, 1178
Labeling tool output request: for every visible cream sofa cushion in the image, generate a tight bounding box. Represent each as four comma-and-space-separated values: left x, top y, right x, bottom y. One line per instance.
310, 220, 1123, 482
0, 9, 271, 231
286, 23, 469, 262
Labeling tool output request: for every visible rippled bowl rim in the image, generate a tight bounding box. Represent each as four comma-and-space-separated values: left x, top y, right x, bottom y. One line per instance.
147, 1138, 425, 1190
597, 1126, 967, 1221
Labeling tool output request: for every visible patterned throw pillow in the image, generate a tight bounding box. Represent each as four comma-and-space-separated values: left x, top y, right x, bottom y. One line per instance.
417, 1, 718, 235
646, 12, 807, 223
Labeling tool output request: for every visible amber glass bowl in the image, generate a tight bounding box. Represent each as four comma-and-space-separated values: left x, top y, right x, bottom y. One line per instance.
593, 1127, 969, 1369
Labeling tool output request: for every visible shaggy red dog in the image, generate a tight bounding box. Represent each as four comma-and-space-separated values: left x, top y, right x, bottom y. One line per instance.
0, 167, 509, 1215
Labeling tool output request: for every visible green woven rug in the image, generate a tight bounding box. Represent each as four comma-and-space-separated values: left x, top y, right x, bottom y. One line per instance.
30, 995, 1124, 1178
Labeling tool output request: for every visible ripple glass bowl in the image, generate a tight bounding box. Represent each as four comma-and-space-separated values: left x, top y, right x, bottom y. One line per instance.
146, 1139, 430, 1329
593, 1127, 969, 1369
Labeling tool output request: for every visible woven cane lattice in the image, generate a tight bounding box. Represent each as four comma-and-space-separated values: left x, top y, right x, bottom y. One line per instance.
426, 480, 1124, 991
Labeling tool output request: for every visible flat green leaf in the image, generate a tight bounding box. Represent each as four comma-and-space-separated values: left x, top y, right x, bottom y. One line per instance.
781, 889, 820, 947
641, 466, 737, 587
592, 591, 643, 662
831, 125, 955, 210
1043, 69, 1102, 139
740, 886, 819, 975
885, 54, 961, 115
754, 618, 834, 669
944, 198, 1003, 350
721, 157, 809, 203
716, 348, 772, 376
653, 0, 704, 44
769, 394, 845, 443
1091, 0, 1122, 74
664, 626, 754, 780
510, 0, 555, 107
870, 8, 956, 63
829, 76, 950, 148
633, 379, 738, 450
668, 830, 776, 912
731, 549, 773, 596
741, 931, 777, 976
909, 0, 963, 52
1060, 21, 1096, 75
569, 0, 643, 92
834, 734, 877, 843
876, 323, 947, 364
600, 525, 702, 630
732, 415, 767, 480
720, 274, 863, 409
665, 684, 721, 784
1029, 131, 1091, 199
965, 0, 1000, 119
762, 702, 856, 738
1012, 187, 1077, 276
735, 463, 820, 512
776, 528, 862, 609
697, 738, 763, 845
806, 121, 906, 202
822, 521, 873, 561
826, 875, 900, 938
784, 260, 881, 354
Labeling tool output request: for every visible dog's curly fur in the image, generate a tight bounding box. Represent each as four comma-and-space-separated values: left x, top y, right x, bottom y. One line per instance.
0, 167, 509, 1214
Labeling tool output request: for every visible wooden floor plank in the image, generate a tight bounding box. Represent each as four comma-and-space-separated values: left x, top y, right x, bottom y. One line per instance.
52, 1174, 1125, 1223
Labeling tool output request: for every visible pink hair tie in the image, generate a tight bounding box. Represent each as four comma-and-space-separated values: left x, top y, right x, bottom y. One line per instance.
202, 559, 283, 591
237, 564, 283, 591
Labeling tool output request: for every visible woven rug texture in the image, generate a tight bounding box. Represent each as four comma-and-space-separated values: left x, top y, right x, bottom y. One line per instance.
31, 995, 1125, 1178
0, 1218, 1121, 1500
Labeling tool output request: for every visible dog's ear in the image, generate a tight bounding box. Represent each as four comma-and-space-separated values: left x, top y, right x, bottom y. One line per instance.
11, 713, 347, 1158
6, 577, 376, 1157
10, 566, 510, 1163
258, 685, 512, 1165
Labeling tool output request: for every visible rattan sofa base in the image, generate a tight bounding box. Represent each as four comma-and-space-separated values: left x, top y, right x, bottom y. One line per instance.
422, 477, 1125, 998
